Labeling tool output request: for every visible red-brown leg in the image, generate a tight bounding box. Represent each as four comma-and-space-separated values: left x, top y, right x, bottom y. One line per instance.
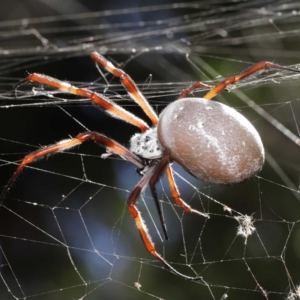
127, 161, 201, 280
165, 165, 209, 218
15, 74, 149, 132
0, 132, 144, 202
203, 61, 300, 100
91, 52, 159, 126
147, 155, 210, 238
178, 81, 213, 99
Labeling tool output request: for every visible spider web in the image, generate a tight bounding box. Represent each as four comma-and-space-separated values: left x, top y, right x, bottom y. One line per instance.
0, 1, 300, 299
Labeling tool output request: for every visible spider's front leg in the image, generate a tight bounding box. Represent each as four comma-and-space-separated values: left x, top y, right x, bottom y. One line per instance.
0, 132, 143, 202
91, 52, 159, 126
127, 156, 202, 281
15, 73, 149, 132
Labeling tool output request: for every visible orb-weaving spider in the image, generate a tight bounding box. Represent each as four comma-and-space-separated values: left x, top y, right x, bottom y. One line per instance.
2, 52, 299, 280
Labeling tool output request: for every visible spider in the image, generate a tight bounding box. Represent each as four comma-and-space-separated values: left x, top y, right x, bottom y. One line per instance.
1, 52, 299, 280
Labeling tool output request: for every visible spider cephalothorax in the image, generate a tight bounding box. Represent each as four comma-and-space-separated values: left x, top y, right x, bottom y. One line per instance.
130, 127, 163, 159
2, 52, 300, 280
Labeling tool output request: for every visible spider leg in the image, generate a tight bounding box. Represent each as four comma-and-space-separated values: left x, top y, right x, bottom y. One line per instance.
178, 81, 213, 99
127, 161, 201, 280
15, 74, 149, 132
203, 61, 300, 100
0, 132, 144, 202
149, 182, 169, 241
165, 165, 209, 218
147, 156, 209, 239
91, 52, 159, 126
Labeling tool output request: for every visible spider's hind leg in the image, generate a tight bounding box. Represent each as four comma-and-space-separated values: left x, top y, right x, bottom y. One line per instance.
165, 165, 209, 218
203, 61, 300, 100
127, 159, 202, 281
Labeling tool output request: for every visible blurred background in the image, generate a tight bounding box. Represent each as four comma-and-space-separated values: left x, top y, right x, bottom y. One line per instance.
0, 1, 300, 299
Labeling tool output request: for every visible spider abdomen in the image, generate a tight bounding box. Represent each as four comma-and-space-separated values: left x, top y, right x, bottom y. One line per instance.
157, 98, 265, 185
